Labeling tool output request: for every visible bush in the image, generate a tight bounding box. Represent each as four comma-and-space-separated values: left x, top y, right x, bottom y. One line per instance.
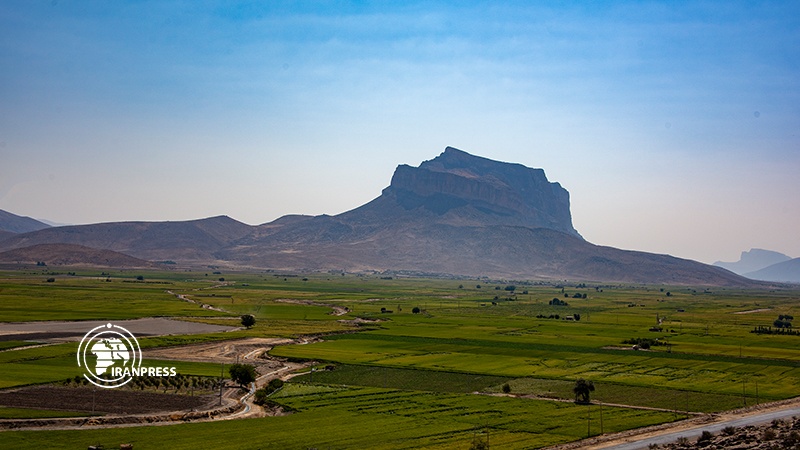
697, 430, 713, 443
412, 307, 421, 314
241, 314, 256, 328
229, 363, 257, 387
502, 383, 511, 394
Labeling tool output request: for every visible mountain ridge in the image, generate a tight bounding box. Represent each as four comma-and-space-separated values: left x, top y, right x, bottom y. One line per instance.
0, 209, 51, 234
744, 258, 800, 283
0, 148, 765, 286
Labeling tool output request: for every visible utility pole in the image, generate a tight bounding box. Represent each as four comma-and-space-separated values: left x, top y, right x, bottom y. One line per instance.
599, 403, 603, 434
742, 379, 747, 407
219, 362, 225, 406
586, 404, 591, 437
685, 391, 689, 418
756, 379, 759, 405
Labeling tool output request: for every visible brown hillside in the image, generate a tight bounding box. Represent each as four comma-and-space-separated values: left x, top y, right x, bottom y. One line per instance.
0, 243, 153, 268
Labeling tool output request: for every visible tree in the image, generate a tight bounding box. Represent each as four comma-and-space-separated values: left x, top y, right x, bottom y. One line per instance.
241, 314, 256, 329
573, 378, 595, 404
229, 363, 257, 387
502, 383, 511, 394
470, 434, 489, 450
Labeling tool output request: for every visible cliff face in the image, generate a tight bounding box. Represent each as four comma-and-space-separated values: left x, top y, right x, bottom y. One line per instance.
382, 147, 580, 236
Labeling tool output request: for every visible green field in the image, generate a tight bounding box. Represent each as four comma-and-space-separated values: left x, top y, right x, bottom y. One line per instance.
2, 384, 676, 449
0, 269, 798, 448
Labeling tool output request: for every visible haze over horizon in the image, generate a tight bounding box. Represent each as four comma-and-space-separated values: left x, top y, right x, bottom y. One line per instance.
1, 1, 798, 264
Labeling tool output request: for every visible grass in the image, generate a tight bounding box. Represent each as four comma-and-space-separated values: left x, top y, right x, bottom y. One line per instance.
0, 407, 93, 419
2, 385, 676, 449
298, 363, 511, 393
0, 269, 799, 448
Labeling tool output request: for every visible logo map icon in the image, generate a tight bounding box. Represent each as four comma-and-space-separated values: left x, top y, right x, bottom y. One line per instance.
77, 323, 142, 389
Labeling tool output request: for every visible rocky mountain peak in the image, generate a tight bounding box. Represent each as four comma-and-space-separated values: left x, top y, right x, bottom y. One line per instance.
383, 147, 581, 237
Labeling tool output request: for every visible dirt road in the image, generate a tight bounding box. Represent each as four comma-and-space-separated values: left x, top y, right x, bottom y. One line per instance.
1, 337, 311, 430
547, 397, 800, 450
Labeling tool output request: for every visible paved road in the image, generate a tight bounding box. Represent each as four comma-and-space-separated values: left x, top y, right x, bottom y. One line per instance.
601, 405, 800, 449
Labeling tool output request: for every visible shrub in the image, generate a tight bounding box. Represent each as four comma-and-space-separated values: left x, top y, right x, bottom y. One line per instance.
502, 383, 511, 394
697, 430, 713, 443
228, 363, 257, 387
241, 314, 256, 329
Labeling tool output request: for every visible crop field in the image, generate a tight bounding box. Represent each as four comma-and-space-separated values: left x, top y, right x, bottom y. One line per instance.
0, 268, 798, 448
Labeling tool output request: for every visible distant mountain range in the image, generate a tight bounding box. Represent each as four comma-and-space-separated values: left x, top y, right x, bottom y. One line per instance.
0, 147, 771, 286
744, 258, 800, 283
0, 210, 50, 234
0, 243, 153, 268
713, 249, 792, 275
713, 248, 798, 283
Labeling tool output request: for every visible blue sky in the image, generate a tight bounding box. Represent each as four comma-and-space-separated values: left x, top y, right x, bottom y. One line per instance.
1, 1, 798, 263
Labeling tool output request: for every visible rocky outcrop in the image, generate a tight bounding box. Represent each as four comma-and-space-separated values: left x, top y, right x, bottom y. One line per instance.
383, 147, 580, 236
656, 416, 800, 449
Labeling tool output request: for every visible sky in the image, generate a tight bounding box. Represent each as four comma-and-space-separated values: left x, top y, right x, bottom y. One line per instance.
0, 1, 798, 264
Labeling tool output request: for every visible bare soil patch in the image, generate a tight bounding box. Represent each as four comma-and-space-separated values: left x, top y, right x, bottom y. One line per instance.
0, 386, 214, 415
734, 308, 773, 315
0, 318, 237, 343
144, 337, 295, 364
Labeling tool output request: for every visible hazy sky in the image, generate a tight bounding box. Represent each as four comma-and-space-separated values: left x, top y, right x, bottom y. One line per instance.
1, 1, 798, 264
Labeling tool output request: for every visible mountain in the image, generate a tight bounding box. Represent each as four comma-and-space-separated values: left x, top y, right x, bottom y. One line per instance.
0, 244, 153, 268
0, 209, 51, 234
0, 215, 253, 262
0, 148, 763, 286
744, 258, 800, 283
219, 148, 754, 286
713, 249, 792, 275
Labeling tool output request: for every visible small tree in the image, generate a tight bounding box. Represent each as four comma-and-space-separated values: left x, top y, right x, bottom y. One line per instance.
412, 307, 421, 314
502, 383, 511, 394
470, 434, 489, 450
229, 363, 257, 387
573, 378, 595, 404
241, 314, 256, 329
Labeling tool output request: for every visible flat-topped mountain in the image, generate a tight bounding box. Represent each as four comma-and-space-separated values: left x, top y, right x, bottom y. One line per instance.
0, 148, 761, 286
383, 147, 579, 236
713, 248, 792, 276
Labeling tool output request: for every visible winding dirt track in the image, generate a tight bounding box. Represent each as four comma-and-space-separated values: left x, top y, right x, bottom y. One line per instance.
0, 337, 312, 430
546, 396, 800, 450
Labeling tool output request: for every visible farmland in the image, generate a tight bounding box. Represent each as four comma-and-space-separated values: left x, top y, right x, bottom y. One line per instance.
0, 268, 798, 448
